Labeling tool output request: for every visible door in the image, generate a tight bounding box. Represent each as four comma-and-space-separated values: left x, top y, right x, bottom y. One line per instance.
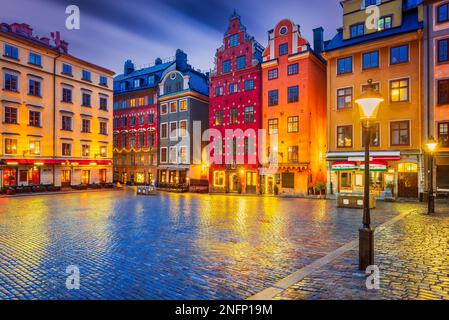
229, 173, 239, 192
266, 176, 274, 194
246, 172, 257, 194
61, 170, 71, 188
397, 163, 418, 198
398, 173, 418, 198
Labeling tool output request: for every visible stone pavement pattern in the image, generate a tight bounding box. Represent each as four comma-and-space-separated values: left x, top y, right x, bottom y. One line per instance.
275, 204, 449, 300
0, 189, 417, 300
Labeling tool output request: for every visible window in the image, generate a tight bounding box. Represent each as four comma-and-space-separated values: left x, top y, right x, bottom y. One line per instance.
337, 57, 352, 75
130, 98, 136, 107
113, 134, 118, 147
288, 86, 299, 103
179, 120, 187, 137
362, 51, 379, 70
161, 123, 168, 139
62, 88, 72, 103
82, 119, 91, 132
215, 86, 224, 97
362, 82, 380, 93
169, 101, 177, 113
230, 34, 239, 47
244, 80, 254, 91
62, 143, 71, 156
99, 76, 108, 86
4, 107, 18, 124
82, 144, 90, 157
5, 138, 17, 154
340, 172, 352, 189
148, 114, 154, 124
378, 16, 393, 31
229, 83, 238, 94
438, 39, 449, 63
4, 73, 18, 91
28, 79, 41, 96
29, 110, 41, 127
215, 110, 223, 126
350, 23, 364, 38
279, 43, 288, 56
82, 70, 91, 81
288, 146, 299, 163
438, 122, 449, 147
100, 122, 107, 135
179, 146, 188, 164
29, 140, 40, 155
134, 79, 141, 88
169, 146, 177, 163
121, 101, 127, 109
129, 116, 136, 127
121, 118, 127, 127
179, 100, 187, 111
287, 116, 299, 133
129, 134, 136, 148
390, 45, 409, 65
4, 44, 19, 59
61, 115, 72, 131
288, 63, 298, 75
100, 97, 108, 110
161, 103, 168, 114
337, 87, 353, 109
121, 133, 127, 148
29, 52, 41, 66
390, 121, 410, 146
268, 119, 278, 135
282, 173, 295, 188
362, 123, 380, 147
438, 79, 449, 105
337, 125, 353, 147
214, 171, 225, 187
138, 133, 145, 147
82, 93, 91, 106
438, 3, 449, 24
138, 115, 144, 126
62, 63, 72, 75
230, 108, 238, 124
222, 60, 231, 73
390, 78, 409, 102
268, 69, 278, 80
160, 147, 168, 163
170, 122, 178, 138
237, 56, 246, 70
244, 106, 254, 123
148, 132, 155, 146
268, 90, 279, 106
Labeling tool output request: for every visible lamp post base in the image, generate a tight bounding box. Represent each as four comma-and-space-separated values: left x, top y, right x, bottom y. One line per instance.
359, 227, 374, 271
428, 194, 435, 214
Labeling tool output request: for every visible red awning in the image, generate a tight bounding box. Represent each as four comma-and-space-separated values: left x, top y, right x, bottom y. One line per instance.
359, 161, 388, 171
2, 159, 112, 166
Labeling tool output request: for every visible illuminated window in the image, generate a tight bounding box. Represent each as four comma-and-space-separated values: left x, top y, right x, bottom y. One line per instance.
179, 100, 187, 111
288, 146, 299, 163
268, 119, 278, 135
214, 171, 225, 187
337, 125, 353, 147
179, 146, 188, 164
100, 146, 107, 157
244, 106, 254, 123
230, 108, 238, 124
180, 120, 188, 137
5, 138, 18, 154
81, 170, 90, 185
62, 143, 71, 156
29, 141, 40, 155
362, 123, 380, 147
160, 103, 168, 114
287, 116, 299, 133
161, 123, 168, 139
215, 110, 223, 126
378, 16, 392, 31
398, 163, 418, 173
390, 78, 409, 102
337, 87, 353, 109
438, 122, 449, 147
170, 101, 177, 113
82, 144, 90, 157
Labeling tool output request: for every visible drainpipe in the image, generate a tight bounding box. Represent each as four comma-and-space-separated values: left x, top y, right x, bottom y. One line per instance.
53, 52, 61, 186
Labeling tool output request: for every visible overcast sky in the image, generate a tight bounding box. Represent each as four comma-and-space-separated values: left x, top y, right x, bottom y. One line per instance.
1, 0, 342, 74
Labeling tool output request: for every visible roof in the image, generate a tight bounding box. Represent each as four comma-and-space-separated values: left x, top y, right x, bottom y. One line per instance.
325, 9, 423, 52
185, 70, 209, 97
114, 61, 174, 82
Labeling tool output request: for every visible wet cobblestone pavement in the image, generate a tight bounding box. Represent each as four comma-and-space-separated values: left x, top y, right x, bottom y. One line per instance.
275, 203, 449, 300
0, 189, 428, 299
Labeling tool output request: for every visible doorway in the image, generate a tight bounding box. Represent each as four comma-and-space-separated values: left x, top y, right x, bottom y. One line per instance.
229, 173, 239, 192
397, 163, 418, 198
61, 170, 71, 188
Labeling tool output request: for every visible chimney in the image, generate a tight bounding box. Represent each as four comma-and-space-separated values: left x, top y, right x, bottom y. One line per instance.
155, 57, 162, 65
313, 27, 324, 56
124, 60, 135, 75
40, 37, 50, 45
11, 23, 33, 36
175, 49, 189, 71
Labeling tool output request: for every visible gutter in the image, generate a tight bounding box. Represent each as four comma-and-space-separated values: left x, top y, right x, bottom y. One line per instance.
53, 52, 61, 185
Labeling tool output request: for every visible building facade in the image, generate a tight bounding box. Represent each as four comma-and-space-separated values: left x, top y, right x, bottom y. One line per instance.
423, 0, 449, 193
261, 19, 327, 195
209, 11, 264, 194
324, 0, 424, 199
157, 50, 210, 191
0, 23, 114, 188
113, 58, 173, 184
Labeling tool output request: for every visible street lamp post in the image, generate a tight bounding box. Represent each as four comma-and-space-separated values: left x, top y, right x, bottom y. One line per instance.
426, 137, 438, 214
355, 79, 384, 271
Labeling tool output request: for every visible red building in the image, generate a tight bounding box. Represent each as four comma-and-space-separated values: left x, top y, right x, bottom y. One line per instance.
209, 11, 264, 194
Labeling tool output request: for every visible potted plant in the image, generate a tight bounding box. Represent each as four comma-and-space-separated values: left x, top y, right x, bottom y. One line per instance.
6, 188, 16, 195
274, 184, 279, 196
314, 183, 326, 199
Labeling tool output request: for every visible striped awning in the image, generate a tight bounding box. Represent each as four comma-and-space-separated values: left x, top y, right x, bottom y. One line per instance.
359, 161, 388, 172
331, 161, 357, 171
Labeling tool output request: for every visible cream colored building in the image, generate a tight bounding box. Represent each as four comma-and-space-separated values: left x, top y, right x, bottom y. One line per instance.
0, 23, 114, 188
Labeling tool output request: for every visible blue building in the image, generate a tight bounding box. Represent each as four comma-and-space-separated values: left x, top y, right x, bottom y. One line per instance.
156, 50, 210, 191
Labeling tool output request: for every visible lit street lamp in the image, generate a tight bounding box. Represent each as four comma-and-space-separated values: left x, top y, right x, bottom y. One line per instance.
355, 79, 384, 271
426, 137, 438, 214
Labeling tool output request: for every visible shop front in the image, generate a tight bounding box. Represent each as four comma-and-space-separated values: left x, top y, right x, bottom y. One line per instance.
157, 166, 189, 190
210, 166, 259, 194
436, 152, 449, 194
327, 151, 420, 199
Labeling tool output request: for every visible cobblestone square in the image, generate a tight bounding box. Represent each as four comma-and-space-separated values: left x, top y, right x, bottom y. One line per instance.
0, 190, 446, 300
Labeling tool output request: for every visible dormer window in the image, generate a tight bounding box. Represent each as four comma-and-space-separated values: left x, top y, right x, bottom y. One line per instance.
364, 0, 378, 7
230, 34, 239, 47
378, 16, 393, 31
134, 79, 141, 88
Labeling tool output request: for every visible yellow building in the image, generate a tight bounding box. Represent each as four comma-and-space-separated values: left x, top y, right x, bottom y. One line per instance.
0, 23, 114, 188
324, 0, 424, 199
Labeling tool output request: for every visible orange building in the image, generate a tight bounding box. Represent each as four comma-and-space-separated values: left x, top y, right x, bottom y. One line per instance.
424, 0, 449, 193
261, 20, 327, 195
